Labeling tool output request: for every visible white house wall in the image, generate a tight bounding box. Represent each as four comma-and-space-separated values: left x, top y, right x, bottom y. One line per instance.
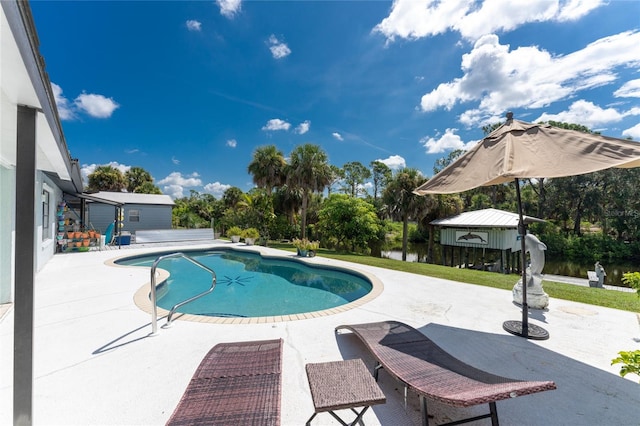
1, 3, 78, 304
36, 171, 62, 271
0, 163, 15, 304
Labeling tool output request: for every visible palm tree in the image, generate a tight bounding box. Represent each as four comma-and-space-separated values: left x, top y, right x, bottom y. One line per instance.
273, 184, 302, 226
383, 167, 428, 261
222, 187, 244, 209
134, 181, 162, 194
86, 165, 126, 192
286, 144, 331, 239
247, 145, 285, 195
124, 166, 153, 192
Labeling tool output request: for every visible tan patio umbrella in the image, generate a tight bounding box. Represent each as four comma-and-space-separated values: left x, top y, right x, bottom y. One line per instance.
414, 112, 640, 339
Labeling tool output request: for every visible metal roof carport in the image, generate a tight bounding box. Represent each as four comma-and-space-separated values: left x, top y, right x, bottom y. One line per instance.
65, 192, 125, 248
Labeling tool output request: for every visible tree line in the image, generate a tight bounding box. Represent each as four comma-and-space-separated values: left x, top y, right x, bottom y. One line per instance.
86, 123, 640, 264
86, 165, 162, 194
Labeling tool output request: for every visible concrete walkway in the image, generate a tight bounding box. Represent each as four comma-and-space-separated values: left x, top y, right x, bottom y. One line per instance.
1, 242, 639, 425
544, 273, 637, 292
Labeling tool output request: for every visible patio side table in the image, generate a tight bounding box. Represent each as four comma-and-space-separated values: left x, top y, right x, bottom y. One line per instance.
305, 358, 386, 426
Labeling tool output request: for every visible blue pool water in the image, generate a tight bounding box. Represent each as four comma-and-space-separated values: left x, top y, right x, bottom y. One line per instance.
117, 249, 372, 318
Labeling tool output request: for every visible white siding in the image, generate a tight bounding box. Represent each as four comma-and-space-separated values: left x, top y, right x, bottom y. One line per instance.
440, 228, 519, 250
0, 164, 15, 304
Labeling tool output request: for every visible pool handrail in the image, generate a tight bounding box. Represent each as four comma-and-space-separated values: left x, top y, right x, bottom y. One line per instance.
150, 252, 217, 334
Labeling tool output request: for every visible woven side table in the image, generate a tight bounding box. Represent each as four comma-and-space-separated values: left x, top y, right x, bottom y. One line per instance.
305, 358, 386, 426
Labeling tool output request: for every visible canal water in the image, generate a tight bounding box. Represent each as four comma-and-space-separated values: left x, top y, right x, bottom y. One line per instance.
379, 242, 636, 287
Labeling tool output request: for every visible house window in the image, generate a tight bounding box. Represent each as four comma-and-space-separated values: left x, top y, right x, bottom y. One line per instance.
42, 189, 50, 240
129, 209, 140, 222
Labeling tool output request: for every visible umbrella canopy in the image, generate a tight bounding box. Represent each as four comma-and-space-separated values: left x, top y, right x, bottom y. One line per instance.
414, 113, 640, 340
414, 114, 640, 195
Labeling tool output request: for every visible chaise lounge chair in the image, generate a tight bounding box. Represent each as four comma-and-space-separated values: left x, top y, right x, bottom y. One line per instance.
166, 339, 283, 426
103, 222, 115, 246
335, 321, 556, 426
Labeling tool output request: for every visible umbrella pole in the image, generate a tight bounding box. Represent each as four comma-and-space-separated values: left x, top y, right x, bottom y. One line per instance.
503, 178, 549, 340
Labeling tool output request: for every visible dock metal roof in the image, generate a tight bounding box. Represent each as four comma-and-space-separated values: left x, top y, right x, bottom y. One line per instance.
430, 208, 544, 228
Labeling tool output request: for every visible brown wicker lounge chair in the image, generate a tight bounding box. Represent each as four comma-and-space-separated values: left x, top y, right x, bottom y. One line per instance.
335, 321, 556, 426
166, 338, 283, 426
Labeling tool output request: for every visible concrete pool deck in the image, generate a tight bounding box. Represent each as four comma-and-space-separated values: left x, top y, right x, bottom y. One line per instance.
1, 241, 639, 425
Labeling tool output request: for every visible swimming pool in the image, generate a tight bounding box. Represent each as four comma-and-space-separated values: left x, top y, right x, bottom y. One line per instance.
117, 248, 377, 320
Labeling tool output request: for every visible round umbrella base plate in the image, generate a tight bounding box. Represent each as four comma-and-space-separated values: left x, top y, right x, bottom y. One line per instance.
502, 320, 549, 340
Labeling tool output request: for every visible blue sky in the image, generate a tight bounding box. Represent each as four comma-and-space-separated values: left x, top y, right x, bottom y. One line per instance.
31, 0, 640, 199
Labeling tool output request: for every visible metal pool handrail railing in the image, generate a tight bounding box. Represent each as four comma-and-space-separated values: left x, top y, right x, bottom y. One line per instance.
150, 252, 217, 334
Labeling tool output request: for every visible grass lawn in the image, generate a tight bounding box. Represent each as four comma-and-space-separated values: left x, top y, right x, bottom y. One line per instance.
268, 242, 640, 313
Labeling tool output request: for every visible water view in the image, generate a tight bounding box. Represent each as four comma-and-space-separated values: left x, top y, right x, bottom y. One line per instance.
378, 242, 635, 287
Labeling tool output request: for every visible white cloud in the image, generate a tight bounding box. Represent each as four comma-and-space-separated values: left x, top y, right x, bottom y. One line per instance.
51, 82, 75, 120
186, 20, 202, 31
458, 109, 504, 128
419, 31, 640, 127
332, 132, 344, 141
555, 0, 605, 22
622, 123, 640, 139
614, 79, 640, 98
203, 182, 231, 198
374, 0, 604, 43
262, 118, 291, 131
377, 155, 406, 170
158, 172, 203, 199
216, 0, 241, 18
51, 83, 120, 120
172, 156, 180, 165
295, 120, 310, 134
226, 139, 237, 148
534, 100, 638, 128
420, 128, 477, 154
373, 0, 471, 43
454, 1, 601, 41
74, 92, 120, 118
267, 35, 291, 59
158, 171, 202, 186
162, 185, 186, 199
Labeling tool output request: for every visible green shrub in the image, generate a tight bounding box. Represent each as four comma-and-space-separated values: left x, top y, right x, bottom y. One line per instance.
242, 228, 260, 239
268, 217, 299, 240
409, 226, 428, 243
621, 271, 640, 297
292, 238, 319, 251
538, 232, 568, 258
226, 226, 242, 237
564, 233, 632, 263
611, 350, 640, 383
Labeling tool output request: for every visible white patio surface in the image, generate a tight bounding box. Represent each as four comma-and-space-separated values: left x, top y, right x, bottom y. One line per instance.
1, 242, 639, 425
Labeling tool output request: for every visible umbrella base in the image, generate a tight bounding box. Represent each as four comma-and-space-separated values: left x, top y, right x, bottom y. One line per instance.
503, 320, 549, 340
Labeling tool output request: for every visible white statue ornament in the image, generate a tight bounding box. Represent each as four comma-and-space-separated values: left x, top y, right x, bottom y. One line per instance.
512, 233, 549, 309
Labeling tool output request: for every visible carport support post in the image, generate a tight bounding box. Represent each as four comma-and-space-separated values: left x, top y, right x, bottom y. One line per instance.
14, 105, 37, 425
